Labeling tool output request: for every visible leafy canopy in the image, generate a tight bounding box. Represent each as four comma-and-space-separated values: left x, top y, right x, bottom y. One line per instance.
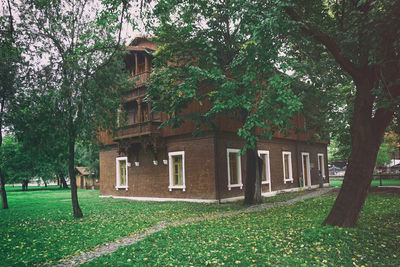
147, 0, 302, 150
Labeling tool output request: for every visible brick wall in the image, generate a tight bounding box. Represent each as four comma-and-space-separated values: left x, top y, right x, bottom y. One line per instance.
100, 134, 217, 199
100, 132, 329, 201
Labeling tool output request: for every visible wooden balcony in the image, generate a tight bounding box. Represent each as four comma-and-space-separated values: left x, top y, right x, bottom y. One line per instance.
113, 121, 162, 140
133, 71, 150, 88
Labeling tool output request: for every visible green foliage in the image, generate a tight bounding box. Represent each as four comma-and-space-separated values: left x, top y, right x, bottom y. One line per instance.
75, 143, 100, 178
147, 0, 303, 150
84, 193, 400, 266
0, 188, 241, 266
376, 142, 395, 167
0, 135, 35, 184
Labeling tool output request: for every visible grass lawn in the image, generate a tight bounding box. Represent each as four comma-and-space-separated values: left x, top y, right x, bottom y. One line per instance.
0, 187, 241, 266
1, 187, 399, 266
84, 192, 400, 266
330, 179, 400, 187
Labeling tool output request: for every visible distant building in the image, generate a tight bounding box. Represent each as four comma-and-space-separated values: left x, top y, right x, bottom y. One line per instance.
75, 167, 99, 190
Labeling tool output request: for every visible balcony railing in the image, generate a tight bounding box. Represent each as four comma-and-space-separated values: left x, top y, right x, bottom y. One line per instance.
133, 71, 150, 88
113, 121, 162, 140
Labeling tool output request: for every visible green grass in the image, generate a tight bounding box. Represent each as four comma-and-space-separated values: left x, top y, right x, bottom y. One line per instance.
84, 192, 400, 266
330, 179, 400, 187
0, 187, 241, 266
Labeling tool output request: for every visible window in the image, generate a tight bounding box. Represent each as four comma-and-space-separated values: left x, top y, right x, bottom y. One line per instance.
258, 150, 271, 184
168, 151, 186, 191
317, 153, 326, 178
282, 151, 293, 183
116, 157, 128, 190
227, 148, 243, 190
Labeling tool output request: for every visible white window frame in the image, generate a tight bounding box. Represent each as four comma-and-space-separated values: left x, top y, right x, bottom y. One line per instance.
301, 152, 311, 187
168, 151, 186, 191
116, 156, 128, 190
282, 151, 293, 183
227, 148, 243, 190
257, 150, 271, 184
317, 153, 326, 178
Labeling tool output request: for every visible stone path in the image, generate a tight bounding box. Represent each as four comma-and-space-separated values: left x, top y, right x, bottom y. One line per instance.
56, 187, 335, 267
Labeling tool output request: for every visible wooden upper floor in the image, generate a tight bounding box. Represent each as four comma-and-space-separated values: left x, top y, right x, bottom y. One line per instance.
99, 37, 326, 145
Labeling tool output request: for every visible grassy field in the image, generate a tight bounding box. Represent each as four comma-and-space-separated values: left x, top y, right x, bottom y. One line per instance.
1, 187, 399, 266
84, 193, 400, 266
330, 179, 400, 187
0, 187, 241, 266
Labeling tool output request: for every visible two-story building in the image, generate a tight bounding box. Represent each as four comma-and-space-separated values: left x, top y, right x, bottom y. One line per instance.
98, 37, 329, 203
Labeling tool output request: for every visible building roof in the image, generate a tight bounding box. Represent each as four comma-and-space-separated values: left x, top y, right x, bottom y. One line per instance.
126, 35, 157, 52
76, 167, 90, 176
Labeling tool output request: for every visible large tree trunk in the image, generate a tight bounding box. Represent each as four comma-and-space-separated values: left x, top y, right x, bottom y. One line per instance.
244, 147, 257, 205
68, 133, 83, 218
0, 171, 8, 209
323, 79, 393, 227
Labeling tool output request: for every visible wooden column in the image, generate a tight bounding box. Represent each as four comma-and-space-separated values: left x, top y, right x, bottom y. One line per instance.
137, 98, 142, 123
134, 53, 138, 75
147, 102, 151, 121
145, 55, 149, 72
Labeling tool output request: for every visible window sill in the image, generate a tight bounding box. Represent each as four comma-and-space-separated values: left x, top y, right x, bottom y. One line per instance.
116, 186, 128, 191
283, 179, 293, 184
228, 184, 243, 190
262, 181, 270, 185
168, 185, 186, 192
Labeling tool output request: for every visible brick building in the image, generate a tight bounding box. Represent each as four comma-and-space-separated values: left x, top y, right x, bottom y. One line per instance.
98, 37, 329, 203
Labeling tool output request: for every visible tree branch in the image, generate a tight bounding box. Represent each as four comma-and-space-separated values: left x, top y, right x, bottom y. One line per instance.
284, 6, 361, 81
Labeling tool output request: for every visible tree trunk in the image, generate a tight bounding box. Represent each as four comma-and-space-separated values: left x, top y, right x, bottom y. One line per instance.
254, 156, 263, 203
0, 171, 8, 209
323, 79, 393, 227
59, 173, 68, 189
44, 180, 47, 187
22, 180, 29, 191
244, 147, 257, 205
0, 125, 9, 209
68, 135, 83, 218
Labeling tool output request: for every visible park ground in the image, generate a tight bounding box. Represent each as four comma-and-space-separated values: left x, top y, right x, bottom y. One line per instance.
0, 183, 399, 266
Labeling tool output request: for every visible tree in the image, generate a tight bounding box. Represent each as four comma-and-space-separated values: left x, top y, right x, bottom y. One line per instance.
0, 0, 21, 209
0, 135, 40, 190
280, 0, 400, 226
12, 85, 71, 189
147, 0, 302, 204
18, 0, 132, 218
375, 141, 394, 168
75, 142, 100, 178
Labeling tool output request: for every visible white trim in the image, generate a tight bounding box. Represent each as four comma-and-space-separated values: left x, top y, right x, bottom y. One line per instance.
100, 184, 332, 204
219, 196, 245, 203
115, 157, 128, 190
258, 150, 272, 193
227, 148, 243, 190
220, 184, 328, 203
301, 152, 311, 188
168, 151, 186, 191
317, 153, 326, 178
282, 151, 293, 183
100, 195, 218, 203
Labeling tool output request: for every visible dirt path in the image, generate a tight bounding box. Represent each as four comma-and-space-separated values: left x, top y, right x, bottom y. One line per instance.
56, 187, 335, 267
